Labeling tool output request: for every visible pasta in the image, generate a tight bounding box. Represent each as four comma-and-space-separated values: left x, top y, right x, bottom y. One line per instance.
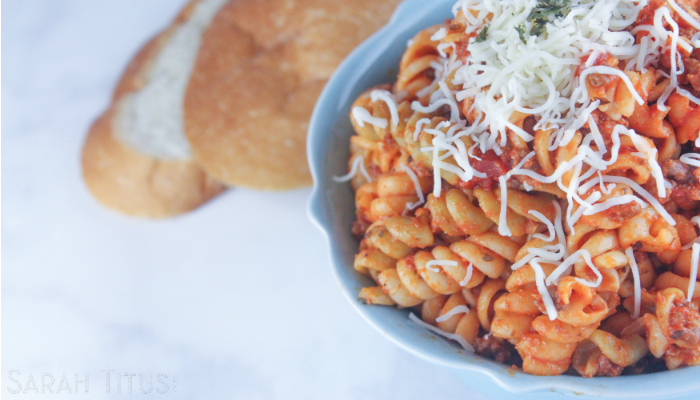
339, 0, 700, 377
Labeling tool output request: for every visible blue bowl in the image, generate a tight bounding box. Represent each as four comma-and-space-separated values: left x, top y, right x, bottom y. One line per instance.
306, 0, 700, 398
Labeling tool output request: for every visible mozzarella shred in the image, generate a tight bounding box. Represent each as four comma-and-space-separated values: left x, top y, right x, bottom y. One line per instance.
425, 259, 458, 273
680, 153, 700, 168
460, 263, 474, 287
497, 176, 513, 237
333, 156, 371, 183
582, 195, 647, 216
683, 238, 700, 250
431, 27, 448, 41
352, 106, 387, 129
597, 176, 675, 225
413, 118, 432, 141
545, 249, 601, 288
625, 248, 642, 319
371, 90, 400, 127
530, 260, 559, 321
529, 209, 556, 242
409, 312, 474, 352
667, 0, 700, 32
436, 305, 470, 323
400, 163, 426, 211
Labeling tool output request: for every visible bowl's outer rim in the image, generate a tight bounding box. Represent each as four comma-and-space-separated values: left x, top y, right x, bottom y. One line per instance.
306, 0, 700, 397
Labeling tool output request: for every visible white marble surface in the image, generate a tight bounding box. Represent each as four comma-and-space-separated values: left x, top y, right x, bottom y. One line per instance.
2, 1, 487, 398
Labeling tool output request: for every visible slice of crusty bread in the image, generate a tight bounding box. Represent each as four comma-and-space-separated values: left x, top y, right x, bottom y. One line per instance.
184, 0, 402, 190
82, 106, 224, 218
82, 0, 226, 218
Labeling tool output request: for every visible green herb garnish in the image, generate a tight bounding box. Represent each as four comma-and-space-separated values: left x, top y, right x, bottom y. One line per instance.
527, 0, 572, 37
475, 25, 489, 43
515, 25, 526, 43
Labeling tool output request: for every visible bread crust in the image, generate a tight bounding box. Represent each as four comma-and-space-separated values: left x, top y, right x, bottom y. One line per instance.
82, 0, 225, 218
82, 106, 224, 218
184, 0, 401, 190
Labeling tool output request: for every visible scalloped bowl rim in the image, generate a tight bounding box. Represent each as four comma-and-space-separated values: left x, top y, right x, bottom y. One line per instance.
306, 0, 700, 397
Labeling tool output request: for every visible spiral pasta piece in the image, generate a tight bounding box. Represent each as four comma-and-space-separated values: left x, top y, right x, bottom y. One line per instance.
386, 240, 493, 305
426, 189, 494, 237
567, 226, 630, 292
349, 87, 414, 174
632, 288, 700, 370
515, 278, 607, 375
354, 215, 427, 281
367, 169, 432, 222
572, 329, 648, 377
476, 278, 507, 332
576, 183, 645, 230
429, 245, 486, 289
357, 211, 435, 307
421, 291, 481, 346
396, 26, 442, 101
472, 188, 537, 237
666, 93, 700, 144
597, 70, 644, 121
618, 207, 681, 253
396, 251, 461, 300
655, 288, 700, 351
501, 240, 609, 375
517, 332, 578, 376
555, 277, 610, 327
490, 288, 541, 342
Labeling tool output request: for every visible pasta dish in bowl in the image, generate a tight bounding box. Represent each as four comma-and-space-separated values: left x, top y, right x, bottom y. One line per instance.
308, 0, 700, 396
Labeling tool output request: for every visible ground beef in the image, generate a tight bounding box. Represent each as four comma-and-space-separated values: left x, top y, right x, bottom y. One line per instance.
662, 159, 692, 182
594, 354, 624, 377
671, 183, 700, 210
668, 304, 700, 347
474, 336, 519, 365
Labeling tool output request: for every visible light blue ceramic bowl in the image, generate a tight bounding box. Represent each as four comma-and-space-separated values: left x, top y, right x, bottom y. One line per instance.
307, 1, 700, 398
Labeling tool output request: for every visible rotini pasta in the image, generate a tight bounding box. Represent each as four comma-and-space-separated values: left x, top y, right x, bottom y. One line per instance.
339, 0, 700, 377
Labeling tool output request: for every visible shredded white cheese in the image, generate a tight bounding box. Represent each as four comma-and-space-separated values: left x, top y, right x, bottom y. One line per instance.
333, 156, 371, 183
667, 0, 700, 32
352, 107, 388, 129
451, 0, 648, 152
530, 259, 558, 321
409, 312, 474, 352
412, 99, 460, 123
511, 244, 565, 270
680, 153, 700, 168
431, 27, 448, 41
371, 90, 400, 127
425, 259, 458, 273
460, 263, 474, 287
682, 239, 700, 250
413, 118, 432, 141
436, 305, 470, 322
593, 176, 675, 225
400, 164, 426, 211
582, 194, 647, 216
625, 248, 642, 319
545, 249, 600, 288
653, 7, 684, 111
497, 176, 512, 237
529, 209, 556, 242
